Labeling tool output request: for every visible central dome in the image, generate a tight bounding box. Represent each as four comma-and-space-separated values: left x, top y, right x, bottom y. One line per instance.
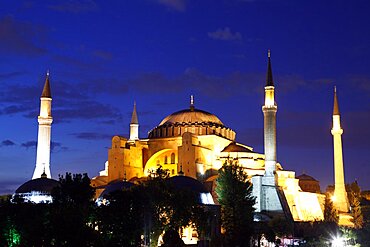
159, 108, 224, 126
148, 103, 236, 140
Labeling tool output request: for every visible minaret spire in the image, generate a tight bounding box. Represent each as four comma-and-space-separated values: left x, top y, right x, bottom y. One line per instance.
33, 72, 53, 179
266, 49, 274, 87
331, 87, 349, 212
333, 86, 340, 115
129, 101, 139, 141
41, 71, 51, 98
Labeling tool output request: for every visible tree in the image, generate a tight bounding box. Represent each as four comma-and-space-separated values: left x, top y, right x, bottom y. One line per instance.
215, 160, 255, 247
352, 196, 364, 229
141, 166, 205, 247
324, 193, 339, 224
48, 173, 99, 246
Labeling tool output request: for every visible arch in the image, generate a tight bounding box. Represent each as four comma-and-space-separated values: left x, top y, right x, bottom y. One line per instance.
171, 153, 176, 164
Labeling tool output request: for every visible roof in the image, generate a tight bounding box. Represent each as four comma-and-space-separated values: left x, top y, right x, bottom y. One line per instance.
99, 180, 135, 198
333, 87, 340, 115
266, 50, 274, 87
158, 108, 224, 126
167, 175, 208, 194
221, 142, 253, 153
296, 173, 318, 182
131, 102, 138, 124
41, 72, 51, 98
15, 177, 60, 194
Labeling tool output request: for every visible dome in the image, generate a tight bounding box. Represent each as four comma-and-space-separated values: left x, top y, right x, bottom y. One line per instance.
159, 109, 224, 126
15, 177, 60, 194
296, 173, 318, 182
167, 175, 214, 205
221, 142, 254, 153
148, 105, 236, 140
99, 180, 135, 198
168, 175, 208, 193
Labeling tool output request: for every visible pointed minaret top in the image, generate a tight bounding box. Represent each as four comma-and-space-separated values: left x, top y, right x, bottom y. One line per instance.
333, 86, 340, 115
130, 101, 139, 124
266, 49, 274, 87
190, 95, 195, 111
41, 71, 52, 98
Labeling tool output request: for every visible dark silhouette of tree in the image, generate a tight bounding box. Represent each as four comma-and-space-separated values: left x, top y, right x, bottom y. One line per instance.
97, 188, 143, 247
215, 160, 255, 247
161, 229, 185, 247
48, 173, 99, 246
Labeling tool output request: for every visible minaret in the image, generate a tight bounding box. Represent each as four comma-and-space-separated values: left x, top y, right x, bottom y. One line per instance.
262, 50, 277, 181
331, 87, 349, 212
32, 72, 53, 179
129, 101, 139, 141
252, 51, 282, 212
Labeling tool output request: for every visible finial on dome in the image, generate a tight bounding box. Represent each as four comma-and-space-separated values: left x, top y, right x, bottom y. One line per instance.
178, 164, 184, 176
41, 166, 47, 178
190, 95, 195, 111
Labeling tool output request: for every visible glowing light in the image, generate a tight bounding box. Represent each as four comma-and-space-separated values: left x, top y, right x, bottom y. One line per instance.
331, 195, 337, 202
331, 236, 344, 247
200, 193, 214, 205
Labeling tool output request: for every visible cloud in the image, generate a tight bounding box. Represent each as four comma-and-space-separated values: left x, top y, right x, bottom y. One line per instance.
54, 100, 123, 121
0, 71, 27, 80
0, 16, 47, 56
156, 0, 186, 11
51, 141, 68, 152
208, 27, 242, 41
48, 0, 98, 14
21, 141, 37, 149
92, 50, 113, 60
129, 68, 263, 97
1, 139, 16, 146
71, 132, 112, 140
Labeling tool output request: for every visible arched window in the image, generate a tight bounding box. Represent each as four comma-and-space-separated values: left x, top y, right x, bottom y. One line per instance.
164, 155, 168, 164
171, 153, 175, 164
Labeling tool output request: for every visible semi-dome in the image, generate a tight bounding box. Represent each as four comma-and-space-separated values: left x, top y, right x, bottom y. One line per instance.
99, 180, 135, 199
148, 102, 236, 140
15, 177, 60, 194
14, 174, 60, 203
167, 175, 214, 205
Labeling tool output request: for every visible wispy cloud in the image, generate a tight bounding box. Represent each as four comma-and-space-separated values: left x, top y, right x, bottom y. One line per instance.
0, 16, 47, 56
21, 140, 37, 149
208, 27, 242, 41
71, 132, 112, 140
156, 0, 186, 12
48, 0, 98, 14
0, 71, 27, 80
92, 49, 113, 60
1, 140, 16, 146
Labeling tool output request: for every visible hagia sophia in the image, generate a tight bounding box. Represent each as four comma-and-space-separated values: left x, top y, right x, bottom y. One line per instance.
14, 51, 354, 243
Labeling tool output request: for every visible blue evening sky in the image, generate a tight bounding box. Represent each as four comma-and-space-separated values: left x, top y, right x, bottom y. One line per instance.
0, 0, 369, 194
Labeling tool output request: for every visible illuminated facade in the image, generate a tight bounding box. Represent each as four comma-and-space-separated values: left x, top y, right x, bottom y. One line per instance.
33, 72, 53, 179
92, 52, 356, 225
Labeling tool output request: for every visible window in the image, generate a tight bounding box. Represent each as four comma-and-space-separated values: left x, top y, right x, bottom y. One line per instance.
164, 155, 168, 164
171, 153, 175, 164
